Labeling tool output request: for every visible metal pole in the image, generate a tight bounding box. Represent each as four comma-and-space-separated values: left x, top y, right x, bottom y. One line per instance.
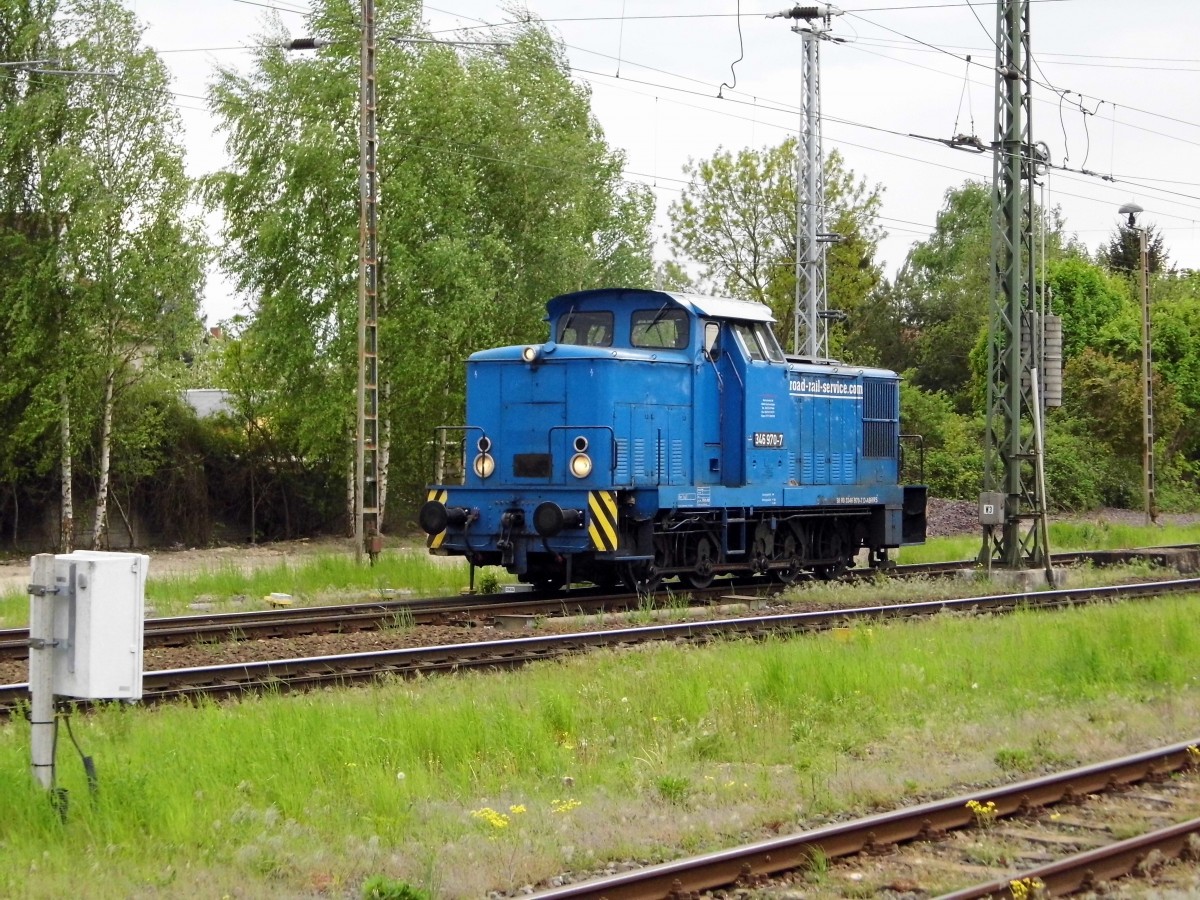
1139, 227, 1156, 525
28, 554, 57, 791
980, 0, 1049, 571
803, 27, 821, 359
793, 110, 803, 356
776, 5, 838, 358
356, 0, 381, 564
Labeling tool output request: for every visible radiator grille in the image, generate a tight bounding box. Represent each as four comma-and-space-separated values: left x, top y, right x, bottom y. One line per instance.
863, 377, 898, 459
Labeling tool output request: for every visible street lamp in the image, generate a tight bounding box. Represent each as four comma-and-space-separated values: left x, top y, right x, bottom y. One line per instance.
1118, 201, 1157, 526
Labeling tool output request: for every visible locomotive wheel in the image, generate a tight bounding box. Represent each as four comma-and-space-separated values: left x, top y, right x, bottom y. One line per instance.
815, 552, 856, 581
773, 531, 801, 585
685, 536, 716, 590
622, 562, 661, 595
814, 562, 845, 581
775, 557, 802, 585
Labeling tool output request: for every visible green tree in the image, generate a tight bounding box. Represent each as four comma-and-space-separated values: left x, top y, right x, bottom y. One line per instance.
890, 182, 992, 407
1045, 254, 1135, 361
1148, 272, 1200, 416
667, 141, 885, 360
1055, 348, 1186, 508
1145, 274, 1200, 496
898, 380, 982, 500
207, 1, 653, 517
0, 0, 204, 550
0, 0, 75, 546
53, 0, 205, 548
1099, 222, 1169, 276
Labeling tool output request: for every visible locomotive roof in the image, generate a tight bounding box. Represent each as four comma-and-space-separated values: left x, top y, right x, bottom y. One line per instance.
547, 288, 774, 324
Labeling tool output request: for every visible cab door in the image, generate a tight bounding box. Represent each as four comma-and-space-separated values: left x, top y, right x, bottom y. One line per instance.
717, 344, 746, 487
692, 319, 746, 487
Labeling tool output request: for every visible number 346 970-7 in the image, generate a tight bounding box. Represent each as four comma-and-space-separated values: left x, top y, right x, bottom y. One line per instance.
753, 432, 785, 449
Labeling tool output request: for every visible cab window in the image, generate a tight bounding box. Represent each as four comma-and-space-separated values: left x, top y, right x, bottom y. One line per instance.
732, 322, 765, 361
557, 310, 613, 347
732, 321, 784, 363
755, 322, 786, 362
631, 308, 689, 349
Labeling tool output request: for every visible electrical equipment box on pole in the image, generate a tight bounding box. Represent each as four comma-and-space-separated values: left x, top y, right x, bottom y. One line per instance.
46, 551, 148, 700
979, 492, 1007, 527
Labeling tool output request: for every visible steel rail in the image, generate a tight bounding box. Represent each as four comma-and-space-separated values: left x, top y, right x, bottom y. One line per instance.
938, 816, 1200, 899
1, 544, 1193, 663
2, 576, 1199, 715
522, 740, 1200, 900
0, 588, 625, 661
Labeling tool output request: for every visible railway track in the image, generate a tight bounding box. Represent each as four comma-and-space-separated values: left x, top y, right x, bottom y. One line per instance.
520, 739, 1200, 899
0, 544, 1193, 665
2, 574, 1199, 717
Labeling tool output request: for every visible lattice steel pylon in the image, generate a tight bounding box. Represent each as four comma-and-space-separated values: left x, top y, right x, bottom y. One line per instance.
773, 4, 841, 359
356, 0, 381, 564
979, 0, 1051, 572
796, 18, 826, 359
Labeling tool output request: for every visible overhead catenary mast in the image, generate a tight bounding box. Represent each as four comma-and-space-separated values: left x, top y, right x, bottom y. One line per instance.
771, 4, 843, 359
979, 0, 1052, 576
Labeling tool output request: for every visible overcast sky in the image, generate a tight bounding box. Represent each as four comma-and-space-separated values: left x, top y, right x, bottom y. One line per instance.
128, 0, 1200, 323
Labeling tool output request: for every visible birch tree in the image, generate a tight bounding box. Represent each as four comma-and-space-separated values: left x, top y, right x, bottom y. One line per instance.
53, 0, 204, 547
207, 0, 653, 519
0, 0, 81, 548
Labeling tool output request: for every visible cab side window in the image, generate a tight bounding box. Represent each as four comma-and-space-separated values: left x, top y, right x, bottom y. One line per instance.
755, 322, 786, 362
631, 308, 690, 349
732, 322, 765, 361
732, 321, 784, 363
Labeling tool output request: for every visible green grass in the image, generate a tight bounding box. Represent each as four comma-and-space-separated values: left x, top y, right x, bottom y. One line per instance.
1, 594, 1198, 898
2, 519, 1194, 627
0, 549, 476, 628
895, 521, 1200, 564
146, 553, 472, 610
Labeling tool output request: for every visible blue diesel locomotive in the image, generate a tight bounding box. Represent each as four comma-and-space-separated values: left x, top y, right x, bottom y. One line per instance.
419, 287, 926, 591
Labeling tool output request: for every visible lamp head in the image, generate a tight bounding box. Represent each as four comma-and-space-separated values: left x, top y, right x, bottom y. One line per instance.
1119, 201, 1144, 229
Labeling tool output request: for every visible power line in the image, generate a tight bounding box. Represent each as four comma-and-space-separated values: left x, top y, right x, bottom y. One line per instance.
428, 1, 1200, 152
192, 1, 1200, 153
192, 33, 1200, 235
224, 0, 309, 14
426, 0, 1080, 26
119, 3, 1200, 261
841, 7, 1200, 138
416, 9, 1200, 234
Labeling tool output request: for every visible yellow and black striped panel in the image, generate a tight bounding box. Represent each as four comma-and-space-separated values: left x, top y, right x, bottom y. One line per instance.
587, 491, 619, 552
426, 488, 448, 549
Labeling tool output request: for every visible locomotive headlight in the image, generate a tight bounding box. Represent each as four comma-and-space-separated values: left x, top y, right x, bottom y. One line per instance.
473, 452, 495, 479
569, 452, 593, 479
522, 345, 538, 363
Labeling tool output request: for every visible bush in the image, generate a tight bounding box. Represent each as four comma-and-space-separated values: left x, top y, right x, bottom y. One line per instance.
900, 380, 984, 499
362, 876, 430, 900
1043, 429, 1105, 510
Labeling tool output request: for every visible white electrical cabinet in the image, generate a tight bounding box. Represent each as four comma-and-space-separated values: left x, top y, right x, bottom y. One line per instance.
47, 551, 148, 700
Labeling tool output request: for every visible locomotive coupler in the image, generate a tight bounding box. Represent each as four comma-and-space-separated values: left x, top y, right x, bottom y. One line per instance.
498, 509, 525, 567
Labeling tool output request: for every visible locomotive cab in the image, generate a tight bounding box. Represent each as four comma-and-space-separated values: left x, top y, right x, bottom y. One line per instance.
421, 287, 927, 591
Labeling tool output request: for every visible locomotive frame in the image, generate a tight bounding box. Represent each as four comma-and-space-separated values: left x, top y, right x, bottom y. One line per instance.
420, 288, 926, 591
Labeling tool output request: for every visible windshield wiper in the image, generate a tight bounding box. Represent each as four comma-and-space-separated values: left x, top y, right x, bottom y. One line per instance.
558, 305, 576, 343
